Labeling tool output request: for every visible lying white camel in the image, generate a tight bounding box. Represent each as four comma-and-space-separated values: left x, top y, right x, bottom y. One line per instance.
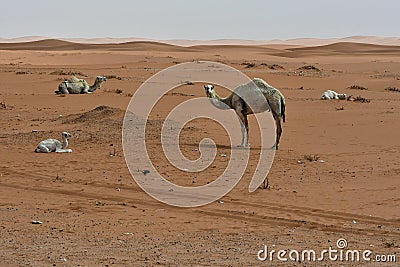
34, 132, 72, 153
321, 90, 346, 100
55, 76, 107, 94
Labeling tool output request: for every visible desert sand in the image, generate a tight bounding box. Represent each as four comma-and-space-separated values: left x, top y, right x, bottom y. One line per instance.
0, 39, 399, 266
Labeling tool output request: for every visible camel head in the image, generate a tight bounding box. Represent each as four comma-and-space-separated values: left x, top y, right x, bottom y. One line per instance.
204, 84, 215, 98
61, 132, 72, 139
96, 76, 107, 83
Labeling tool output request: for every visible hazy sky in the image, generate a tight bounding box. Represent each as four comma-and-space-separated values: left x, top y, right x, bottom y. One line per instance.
1, 0, 399, 40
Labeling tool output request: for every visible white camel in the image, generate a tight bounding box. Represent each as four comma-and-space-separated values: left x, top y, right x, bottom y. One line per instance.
204, 78, 286, 149
321, 90, 346, 100
34, 132, 72, 153
55, 76, 107, 94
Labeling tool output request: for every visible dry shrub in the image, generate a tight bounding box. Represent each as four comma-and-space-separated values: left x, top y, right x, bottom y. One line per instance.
298, 65, 320, 71
348, 85, 367, 90
347, 95, 370, 103
385, 86, 400, 93
1, 100, 7, 109
303, 154, 319, 162
50, 70, 87, 76
15, 70, 31, 75
241, 62, 256, 68
261, 63, 284, 70
105, 74, 122, 80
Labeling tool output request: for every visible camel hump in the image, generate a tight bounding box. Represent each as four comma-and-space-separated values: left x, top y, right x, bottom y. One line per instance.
67, 76, 85, 83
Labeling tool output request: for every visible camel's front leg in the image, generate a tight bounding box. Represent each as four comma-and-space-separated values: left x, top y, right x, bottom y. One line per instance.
81, 84, 90, 94
58, 83, 70, 94
236, 112, 249, 147
243, 114, 250, 147
240, 121, 246, 146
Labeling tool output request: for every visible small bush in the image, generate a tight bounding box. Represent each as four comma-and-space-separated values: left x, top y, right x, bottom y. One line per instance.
261, 63, 284, 70
0, 100, 13, 109
170, 92, 194, 97
15, 70, 31, 75
298, 65, 320, 71
50, 70, 86, 76
348, 85, 367, 90
385, 86, 400, 92
303, 154, 319, 162
383, 241, 397, 248
105, 75, 122, 80
354, 95, 370, 103
241, 62, 256, 68
115, 89, 123, 94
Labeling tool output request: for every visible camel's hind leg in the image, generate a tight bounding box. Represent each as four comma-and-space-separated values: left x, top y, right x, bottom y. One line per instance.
35, 144, 51, 153
269, 101, 283, 150
55, 149, 72, 153
273, 115, 282, 150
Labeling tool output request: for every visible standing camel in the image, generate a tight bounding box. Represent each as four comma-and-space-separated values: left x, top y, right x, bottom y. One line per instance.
204, 78, 286, 149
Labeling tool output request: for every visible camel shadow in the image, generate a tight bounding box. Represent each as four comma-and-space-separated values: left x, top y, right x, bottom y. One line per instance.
181, 142, 273, 151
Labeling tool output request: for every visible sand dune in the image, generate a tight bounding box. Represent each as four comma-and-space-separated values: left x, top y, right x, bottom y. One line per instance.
1, 35, 399, 46
0, 39, 195, 52
289, 42, 400, 54
1, 39, 399, 59
278, 42, 400, 58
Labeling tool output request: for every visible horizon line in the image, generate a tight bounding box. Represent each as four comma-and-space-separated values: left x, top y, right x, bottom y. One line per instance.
0, 35, 399, 47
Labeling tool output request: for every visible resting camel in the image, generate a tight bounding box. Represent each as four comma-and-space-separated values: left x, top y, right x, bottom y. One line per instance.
34, 132, 72, 153
321, 90, 346, 100
204, 78, 286, 149
55, 76, 107, 94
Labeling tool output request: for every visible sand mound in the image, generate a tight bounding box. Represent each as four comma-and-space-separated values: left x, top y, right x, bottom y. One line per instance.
62, 105, 124, 124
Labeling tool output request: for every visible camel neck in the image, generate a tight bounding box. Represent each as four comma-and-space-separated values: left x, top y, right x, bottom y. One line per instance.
210, 91, 232, 109
62, 136, 68, 149
220, 97, 232, 108
90, 79, 101, 91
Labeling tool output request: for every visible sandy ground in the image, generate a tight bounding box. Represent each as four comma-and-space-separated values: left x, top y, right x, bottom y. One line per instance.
0, 40, 399, 266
